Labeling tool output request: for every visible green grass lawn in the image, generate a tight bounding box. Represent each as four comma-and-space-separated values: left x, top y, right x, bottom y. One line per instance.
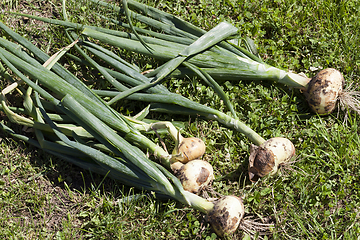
1, 0, 360, 239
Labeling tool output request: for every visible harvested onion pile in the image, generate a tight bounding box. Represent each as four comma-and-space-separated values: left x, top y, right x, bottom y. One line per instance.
0, 28, 245, 237
4, 0, 357, 237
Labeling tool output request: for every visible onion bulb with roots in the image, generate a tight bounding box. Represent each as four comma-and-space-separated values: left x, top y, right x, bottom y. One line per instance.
172, 137, 206, 163
171, 159, 214, 194
305, 68, 345, 115
207, 195, 245, 237
248, 137, 295, 182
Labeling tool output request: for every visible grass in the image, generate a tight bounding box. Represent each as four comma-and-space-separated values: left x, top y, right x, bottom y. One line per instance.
0, 0, 360, 239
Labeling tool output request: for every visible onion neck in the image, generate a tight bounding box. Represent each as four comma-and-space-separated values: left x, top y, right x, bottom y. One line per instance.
278, 71, 311, 89
182, 191, 214, 213
124, 131, 172, 167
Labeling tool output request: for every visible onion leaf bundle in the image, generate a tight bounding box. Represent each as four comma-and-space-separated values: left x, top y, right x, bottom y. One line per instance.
0, 21, 264, 236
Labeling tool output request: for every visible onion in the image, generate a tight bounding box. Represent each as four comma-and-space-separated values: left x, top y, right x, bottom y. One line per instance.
171, 159, 214, 194
207, 195, 245, 237
305, 68, 344, 115
172, 137, 206, 163
170, 160, 183, 173
248, 137, 295, 182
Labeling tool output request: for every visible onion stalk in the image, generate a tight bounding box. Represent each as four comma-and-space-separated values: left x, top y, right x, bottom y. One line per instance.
0, 29, 253, 237
0, 42, 212, 193
9, 9, 357, 117
0, 20, 266, 147
2, 19, 297, 184
65, 0, 360, 116
1, 19, 300, 183
0, 20, 220, 198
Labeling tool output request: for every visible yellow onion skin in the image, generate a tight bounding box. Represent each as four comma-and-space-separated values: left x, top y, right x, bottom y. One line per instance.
172, 137, 206, 163
305, 68, 344, 115
172, 159, 214, 194
170, 161, 184, 173
248, 137, 295, 182
207, 196, 245, 237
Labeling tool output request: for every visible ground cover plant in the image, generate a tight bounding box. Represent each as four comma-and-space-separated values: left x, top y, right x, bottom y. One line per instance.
1, 0, 360, 239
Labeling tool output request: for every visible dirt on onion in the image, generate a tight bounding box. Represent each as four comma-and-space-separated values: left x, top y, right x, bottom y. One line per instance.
207, 195, 245, 237
305, 68, 345, 114
172, 159, 214, 194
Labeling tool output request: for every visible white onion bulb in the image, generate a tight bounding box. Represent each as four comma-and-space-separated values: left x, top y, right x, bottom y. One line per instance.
207, 195, 245, 237
248, 137, 295, 182
172, 137, 206, 163
172, 159, 214, 194
305, 68, 344, 114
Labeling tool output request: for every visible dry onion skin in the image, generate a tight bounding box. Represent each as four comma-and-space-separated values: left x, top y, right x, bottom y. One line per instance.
248, 137, 295, 182
207, 195, 245, 237
171, 160, 214, 194
172, 137, 206, 163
